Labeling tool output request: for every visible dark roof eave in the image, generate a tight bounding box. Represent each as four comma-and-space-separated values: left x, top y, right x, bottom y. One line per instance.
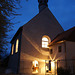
48, 26, 75, 47
49, 39, 75, 47
10, 26, 23, 43
48, 40, 66, 47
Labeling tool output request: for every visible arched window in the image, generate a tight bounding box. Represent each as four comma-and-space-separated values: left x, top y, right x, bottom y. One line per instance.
15, 39, 19, 53
42, 36, 51, 48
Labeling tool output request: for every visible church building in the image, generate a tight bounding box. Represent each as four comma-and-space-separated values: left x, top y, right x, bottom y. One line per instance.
8, 0, 75, 75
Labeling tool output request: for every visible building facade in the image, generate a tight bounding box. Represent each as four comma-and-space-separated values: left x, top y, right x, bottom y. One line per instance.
8, 0, 75, 75
49, 27, 75, 75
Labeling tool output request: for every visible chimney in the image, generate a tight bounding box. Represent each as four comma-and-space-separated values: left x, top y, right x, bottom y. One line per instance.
38, 0, 48, 12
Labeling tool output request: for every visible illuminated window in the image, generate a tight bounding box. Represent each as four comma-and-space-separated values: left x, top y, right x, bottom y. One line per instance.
11, 44, 14, 55
42, 36, 50, 48
32, 60, 39, 73
15, 39, 19, 53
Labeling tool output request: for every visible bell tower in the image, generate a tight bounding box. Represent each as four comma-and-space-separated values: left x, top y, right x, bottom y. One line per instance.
38, 0, 48, 12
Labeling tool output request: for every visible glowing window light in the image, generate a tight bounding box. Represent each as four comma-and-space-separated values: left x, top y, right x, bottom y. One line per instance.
42, 37, 49, 48
42, 37, 48, 41
51, 61, 55, 67
15, 39, 19, 53
11, 44, 14, 55
33, 60, 38, 67
32, 60, 39, 73
51, 61, 55, 74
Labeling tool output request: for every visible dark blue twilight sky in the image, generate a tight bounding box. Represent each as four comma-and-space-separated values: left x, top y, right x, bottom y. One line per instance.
7, 0, 75, 54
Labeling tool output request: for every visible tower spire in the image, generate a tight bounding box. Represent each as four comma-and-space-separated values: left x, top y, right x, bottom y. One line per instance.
38, 0, 48, 12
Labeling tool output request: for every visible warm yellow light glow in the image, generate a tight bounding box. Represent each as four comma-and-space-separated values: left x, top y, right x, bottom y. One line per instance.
46, 66, 49, 70
57, 40, 65, 44
42, 37, 48, 41
51, 61, 55, 74
45, 60, 49, 63
32, 60, 39, 73
15, 39, 19, 53
42, 37, 49, 48
11, 44, 14, 55
33, 60, 38, 67
51, 61, 55, 68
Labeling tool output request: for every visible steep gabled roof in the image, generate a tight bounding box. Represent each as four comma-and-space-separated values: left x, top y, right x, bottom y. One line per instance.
11, 7, 64, 43
23, 7, 63, 30
23, 7, 64, 40
49, 26, 75, 46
